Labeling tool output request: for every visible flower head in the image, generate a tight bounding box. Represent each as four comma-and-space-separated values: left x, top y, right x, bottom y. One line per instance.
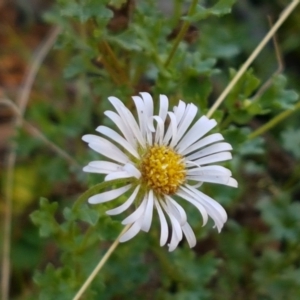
82, 92, 237, 251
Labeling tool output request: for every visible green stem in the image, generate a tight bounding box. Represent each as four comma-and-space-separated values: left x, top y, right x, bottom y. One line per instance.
164, 0, 198, 68
220, 114, 233, 129
248, 101, 300, 140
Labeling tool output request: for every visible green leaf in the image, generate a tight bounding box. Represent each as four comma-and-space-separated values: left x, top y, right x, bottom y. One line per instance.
64, 204, 99, 226
108, 29, 143, 51
259, 74, 299, 111
211, 0, 237, 15
224, 126, 265, 155
34, 264, 78, 300
184, 0, 236, 22
30, 198, 60, 237
182, 76, 212, 112
60, 1, 113, 23
281, 127, 300, 159
257, 194, 300, 242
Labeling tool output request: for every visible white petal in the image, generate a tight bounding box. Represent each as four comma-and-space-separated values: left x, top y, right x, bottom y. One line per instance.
168, 221, 182, 252
176, 188, 208, 226
123, 163, 141, 179
108, 96, 145, 147
122, 195, 147, 225
83, 165, 106, 174
153, 116, 165, 145
184, 184, 227, 232
88, 184, 132, 204
140, 92, 154, 120
227, 177, 238, 188
186, 174, 233, 186
180, 133, 224, 155
147, 116, 155, 132
83, 160, 122, 174
165, 196, 187, 225
106, 185, 140, 215
132, 95, 147, 139
84, 134, 130, 164
186, 165, 237, 188
173, 100, 186, 123
187, 165, 232, 176
194, 152, 232, 165
89, 161, 122, 172
164, 112, 178, 147
104, 111, 138, 148
119, 220, 142, 242
161, 201, 183, 251
187, 142, 232, 161
155, 199, 169, 246
141, 190, 154, 232
158, 94, 169, 122
176, 116, 217, 153
105, 171, 132, 181
182, 222, 196, 248
96, 126, 139, 159
82, 134, 101, 144
173, 103, 198, 145
140, 92, 154, 144
163, 112, 177, 145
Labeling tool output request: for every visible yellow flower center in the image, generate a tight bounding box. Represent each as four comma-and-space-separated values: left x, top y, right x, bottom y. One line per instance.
140, 145, 186, 195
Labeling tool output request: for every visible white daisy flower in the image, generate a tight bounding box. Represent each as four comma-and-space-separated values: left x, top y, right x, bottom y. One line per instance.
82, 92, 237, 251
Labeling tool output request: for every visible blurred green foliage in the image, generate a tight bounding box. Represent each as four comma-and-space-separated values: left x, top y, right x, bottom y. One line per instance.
2, 0, 300, 299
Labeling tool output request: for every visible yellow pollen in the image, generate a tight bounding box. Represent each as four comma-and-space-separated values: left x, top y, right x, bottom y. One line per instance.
140, 145, 186, 195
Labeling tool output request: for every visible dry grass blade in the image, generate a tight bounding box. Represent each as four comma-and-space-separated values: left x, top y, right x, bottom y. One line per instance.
1, 26, 61, 300
206, 0, 299, 118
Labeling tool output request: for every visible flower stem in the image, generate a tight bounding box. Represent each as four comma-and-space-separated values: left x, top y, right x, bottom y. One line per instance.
99, 41, 131, 86
248, 101, 300, 140
164, 0, 198, 68
206, 0, 299, 118
72, 224, 131, 300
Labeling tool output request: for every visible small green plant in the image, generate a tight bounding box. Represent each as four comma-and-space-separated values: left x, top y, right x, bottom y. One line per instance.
1, 1, 300, 299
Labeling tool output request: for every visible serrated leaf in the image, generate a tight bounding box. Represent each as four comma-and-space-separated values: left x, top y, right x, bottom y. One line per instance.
281, 127, 300, 159
108, 29, 143, 51
259, 74, 299, 110
64, 55, 88, 79
224, 126, 265, 155
258, 194, 300, 242
211, 0, 237, 15
78, 204, 100, 225
30, 198, 60, 237
182, 76, 212, 111
184, 0, 236, 22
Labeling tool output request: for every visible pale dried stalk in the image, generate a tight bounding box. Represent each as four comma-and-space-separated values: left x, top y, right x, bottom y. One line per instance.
72, 224, 131, 300
1, 26, 61, 300
206, 0, 299, 118
252, 16, 284, 101
0, 99, 80, 167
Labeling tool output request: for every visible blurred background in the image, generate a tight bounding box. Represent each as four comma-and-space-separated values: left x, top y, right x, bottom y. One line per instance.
1, 0, 300, 299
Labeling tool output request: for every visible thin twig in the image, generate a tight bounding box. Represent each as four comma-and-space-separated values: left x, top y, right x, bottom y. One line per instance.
164, 0, 198, 68
248, 101, 300, 140
206, 0, 299, 118
1, 26, 61, 300
72, 224, 131, 300
17, 26, 62, 118
0, 99, 80, 168
101, 41, 129, 84
252, 16, 284, 101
